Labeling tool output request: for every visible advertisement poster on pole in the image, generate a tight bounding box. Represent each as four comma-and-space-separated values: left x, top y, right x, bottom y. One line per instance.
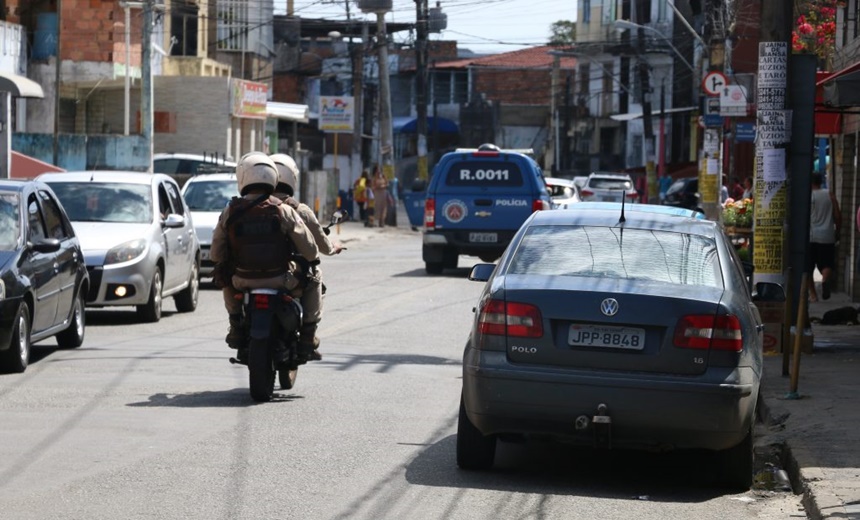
319, 96, 355, 133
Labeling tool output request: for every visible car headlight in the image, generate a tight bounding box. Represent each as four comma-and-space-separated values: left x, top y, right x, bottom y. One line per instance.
104, 239, 147, 265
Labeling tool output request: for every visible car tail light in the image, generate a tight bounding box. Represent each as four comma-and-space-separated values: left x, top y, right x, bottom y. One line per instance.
581, 189, 594, 197
626, 191, 638, 199
673, 314, 743, 351
478, 299, 543, 338
532, 199, 549, 212
253, 294, 271, 310
424, 198, 435, 229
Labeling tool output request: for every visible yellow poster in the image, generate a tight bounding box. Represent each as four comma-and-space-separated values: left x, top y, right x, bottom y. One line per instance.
753, 226, 784, 275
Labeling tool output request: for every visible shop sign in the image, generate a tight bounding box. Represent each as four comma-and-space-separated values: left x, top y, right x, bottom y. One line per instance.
232, 79, 268, 120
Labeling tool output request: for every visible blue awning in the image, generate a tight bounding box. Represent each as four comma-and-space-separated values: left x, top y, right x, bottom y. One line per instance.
393, 116, 459, 134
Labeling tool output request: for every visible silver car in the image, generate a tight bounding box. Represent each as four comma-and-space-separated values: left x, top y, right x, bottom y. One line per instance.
459, 203, 780, 490
579, 172, 638, 202
180, 173, 237, 277
38, 172, 200, 322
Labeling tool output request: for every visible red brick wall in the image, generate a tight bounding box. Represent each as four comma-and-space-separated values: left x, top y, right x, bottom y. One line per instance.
273, 75, 305, 104
60, 0, 123, 63
473, 69, 573, 105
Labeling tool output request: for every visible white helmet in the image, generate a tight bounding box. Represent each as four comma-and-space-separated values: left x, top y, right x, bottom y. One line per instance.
270, 153, 300, 196
236, 152, 278, 195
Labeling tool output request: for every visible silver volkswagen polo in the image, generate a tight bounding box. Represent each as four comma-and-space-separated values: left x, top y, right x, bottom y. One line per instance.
459, 203, 780, 490
38, 172, 200, 322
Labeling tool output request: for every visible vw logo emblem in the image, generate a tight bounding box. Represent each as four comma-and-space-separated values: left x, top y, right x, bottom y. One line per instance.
600, 298, 619, 317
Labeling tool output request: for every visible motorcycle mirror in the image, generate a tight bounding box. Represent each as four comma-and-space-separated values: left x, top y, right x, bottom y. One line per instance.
330, 210, 347, 225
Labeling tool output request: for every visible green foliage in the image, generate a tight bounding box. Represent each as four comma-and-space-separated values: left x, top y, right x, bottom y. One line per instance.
549, 20, 576, 46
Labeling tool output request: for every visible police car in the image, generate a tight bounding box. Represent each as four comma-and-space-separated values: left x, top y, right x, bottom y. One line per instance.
422, 144, 552, 274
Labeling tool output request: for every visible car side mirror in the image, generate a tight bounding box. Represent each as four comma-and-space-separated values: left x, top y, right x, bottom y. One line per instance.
752, 282, 785, 302
29, 238, 61, 253
162, 214, 186, 228
468, 263, 496, 282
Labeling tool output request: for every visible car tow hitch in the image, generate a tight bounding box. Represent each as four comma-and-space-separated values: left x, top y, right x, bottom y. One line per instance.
592, 403, 612, 449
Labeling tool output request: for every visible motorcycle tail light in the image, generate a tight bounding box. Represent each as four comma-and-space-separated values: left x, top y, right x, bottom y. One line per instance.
253, 294, 270, 310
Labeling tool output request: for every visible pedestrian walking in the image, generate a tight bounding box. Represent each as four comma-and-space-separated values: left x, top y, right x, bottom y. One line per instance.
808, 173, 841, 301
353, 170, 369, 222
371, 165, 389, 228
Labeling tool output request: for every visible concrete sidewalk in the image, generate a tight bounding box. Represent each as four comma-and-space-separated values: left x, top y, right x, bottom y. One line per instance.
759, 291, 860, 520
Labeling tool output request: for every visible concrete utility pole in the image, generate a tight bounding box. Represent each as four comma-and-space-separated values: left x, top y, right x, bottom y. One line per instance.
351, 23, 367, 178
636, 27, 656, 203
415, 0, 429, 181
375, 14, 395, 181
52, 0, 62, 166
753, 0, 793, 286
141, 0, 154, 172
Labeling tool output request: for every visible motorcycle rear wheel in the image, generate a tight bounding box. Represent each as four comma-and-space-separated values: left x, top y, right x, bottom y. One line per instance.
248, 338, 275, 402
279, 368, 298, 390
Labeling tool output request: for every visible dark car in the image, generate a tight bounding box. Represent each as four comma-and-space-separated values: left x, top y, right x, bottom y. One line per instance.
0, 180, 89, 373
663, 177, 701, 212
422, 144, 551, 274
458, 203, 782, 489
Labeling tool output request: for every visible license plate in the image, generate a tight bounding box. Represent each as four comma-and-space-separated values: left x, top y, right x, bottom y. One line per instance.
469, 232, 498, 243
568, 324, 645, 350
201, 249, 210, 261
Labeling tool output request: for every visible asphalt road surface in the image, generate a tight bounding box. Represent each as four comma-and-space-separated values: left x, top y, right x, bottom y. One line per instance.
0, 224, 805, 519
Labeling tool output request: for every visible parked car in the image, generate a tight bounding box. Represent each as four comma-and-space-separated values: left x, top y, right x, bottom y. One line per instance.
0, 180, 89, 373
153, 153, 236, 175
38, 172, 200, 323
180, 173, 237, 277
572, 176, 589, 190
422, 144, 551, 274
544, 177, 581, 209
459, 202, 780, 489
579, 172, 638, 203
663, 177, 702, 212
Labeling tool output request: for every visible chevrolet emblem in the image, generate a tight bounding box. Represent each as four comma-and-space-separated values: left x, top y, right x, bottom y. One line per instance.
475, 211, 492, 217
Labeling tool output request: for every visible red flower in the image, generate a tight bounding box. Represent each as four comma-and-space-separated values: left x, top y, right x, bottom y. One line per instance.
798, 22, 815, 35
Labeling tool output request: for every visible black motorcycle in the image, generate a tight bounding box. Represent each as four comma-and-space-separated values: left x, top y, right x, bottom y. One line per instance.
230, 210, 347, 402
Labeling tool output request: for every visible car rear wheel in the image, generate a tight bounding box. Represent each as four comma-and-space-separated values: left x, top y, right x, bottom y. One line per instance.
137, 269, 163, 323
1, 305, 31, 373
456, 395, 496, 470
174, 261, 199, 313
425, 262, 444, 275
719, 425, 754, 490
56, 290, 86, 348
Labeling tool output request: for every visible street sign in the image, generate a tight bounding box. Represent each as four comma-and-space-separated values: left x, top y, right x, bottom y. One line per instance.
707, 97, 720, 115
702, 71, 728, 96
720, 85, 748, 117
704, 114, 724, 127
736, 122, 756, 142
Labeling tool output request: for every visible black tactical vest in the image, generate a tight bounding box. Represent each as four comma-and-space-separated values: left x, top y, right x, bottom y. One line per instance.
226, 196, 293, 278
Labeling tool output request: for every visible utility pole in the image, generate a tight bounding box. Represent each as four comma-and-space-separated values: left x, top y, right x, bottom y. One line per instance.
142, 0, 154, 172
637, 27, 656, 203
52, 0, 62, 165
375, 14, 395, 181
415, 0, 429, 181
753, 0, 793, 287
352, 23, 367, 179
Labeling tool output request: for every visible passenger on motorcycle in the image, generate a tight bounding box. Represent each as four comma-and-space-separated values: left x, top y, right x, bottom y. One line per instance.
270, 153, 343, 361
210, 152, 319, 361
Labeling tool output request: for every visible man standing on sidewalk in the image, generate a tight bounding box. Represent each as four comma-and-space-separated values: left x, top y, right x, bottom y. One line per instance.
809, 173, 841, 301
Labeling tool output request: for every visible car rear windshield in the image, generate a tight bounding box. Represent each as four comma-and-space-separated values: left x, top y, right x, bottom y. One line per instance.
183, 180, 237, 211
48, 182, 152, 224
444, 160, 524, 187
0, 193, 20, 250
588, 177, 632, 190
507, 225, 722, 288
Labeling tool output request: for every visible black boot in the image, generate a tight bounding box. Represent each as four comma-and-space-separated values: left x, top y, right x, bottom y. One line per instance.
299, 323, 322, 361
226, 314, 244, 349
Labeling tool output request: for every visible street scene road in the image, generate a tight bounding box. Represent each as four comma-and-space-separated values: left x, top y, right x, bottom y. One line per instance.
0, 223, 805, 519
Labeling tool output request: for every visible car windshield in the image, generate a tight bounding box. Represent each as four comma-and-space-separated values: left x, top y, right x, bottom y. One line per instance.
183, 180, 236, 211
589, 177, 632, 190
508, 225, 722, 288
48, 182, 152, 223
0, 193, 20, 250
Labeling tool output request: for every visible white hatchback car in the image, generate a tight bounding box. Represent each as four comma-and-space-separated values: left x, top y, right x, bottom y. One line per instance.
180, 173, 237, 278
38, 171, 200, 322
579, 172, 638, 203
544, 177, 581, 209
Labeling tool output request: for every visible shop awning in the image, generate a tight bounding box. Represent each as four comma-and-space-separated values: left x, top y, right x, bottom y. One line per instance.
393, 116, 459, 134
0, 72, 44, 98
266, 102, 309, 123
817, 61, 860, 108
610, 106, 697, 122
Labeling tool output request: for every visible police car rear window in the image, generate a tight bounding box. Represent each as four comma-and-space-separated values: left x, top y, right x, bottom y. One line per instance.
444, 161, 524, 187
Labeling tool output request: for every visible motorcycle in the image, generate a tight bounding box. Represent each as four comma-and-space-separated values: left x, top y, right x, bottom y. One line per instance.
229, 209, 347, 402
